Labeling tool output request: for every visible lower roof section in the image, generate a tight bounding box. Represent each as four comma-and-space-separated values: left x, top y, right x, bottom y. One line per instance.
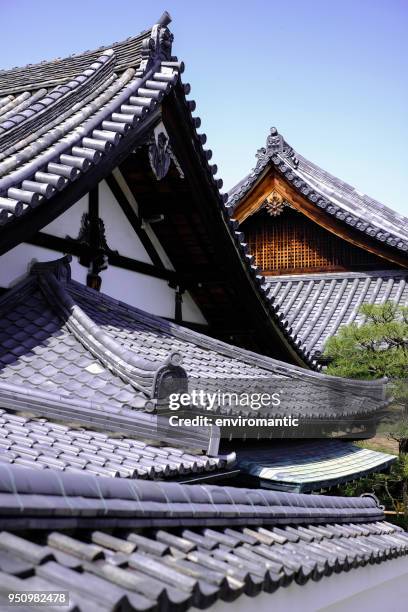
237, 440, 396, 492
0, 463, 406, 612
266, 269, 408, 358
0, 521, 407, 612
0, 407, 232, 481
0, 257, 388, 446
0, 463, 386, 528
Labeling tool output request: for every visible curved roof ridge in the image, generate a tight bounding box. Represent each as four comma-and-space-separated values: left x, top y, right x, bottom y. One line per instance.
0, 462, 384, 523
0, 8, 181, 228
30, 257, 187, 405
0, 50, 116, 157
68, 275, 388, 392
0, 12, 173, 97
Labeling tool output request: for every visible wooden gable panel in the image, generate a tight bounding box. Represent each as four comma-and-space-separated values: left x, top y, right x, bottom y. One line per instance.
242, 207, 393, 276
235, 169, 408, 271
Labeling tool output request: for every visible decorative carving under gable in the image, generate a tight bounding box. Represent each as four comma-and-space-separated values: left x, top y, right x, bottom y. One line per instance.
76, 212, 114, 260
148, 131, 171, 180
255, 127, 299, 169
68, 212, 118, 290
263, 191, 291, 217
140, 12, 174, 71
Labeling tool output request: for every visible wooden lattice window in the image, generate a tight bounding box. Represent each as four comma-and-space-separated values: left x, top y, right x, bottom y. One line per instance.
242, 208, 391, 274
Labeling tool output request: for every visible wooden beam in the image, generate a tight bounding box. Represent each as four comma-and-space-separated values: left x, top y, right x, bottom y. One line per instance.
88, 186, 99, 252
105, 173, 165, 269
27, 232, 178, 282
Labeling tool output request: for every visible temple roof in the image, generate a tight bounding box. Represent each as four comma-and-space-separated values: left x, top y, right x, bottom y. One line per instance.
228, 127, 408, 256
0, 26, 151, 96
0, 463, 406, 611
0, 16, 321, 370
0, 258, 388, 434
0, 13, 180, 236
0, 408, 232, 482
0, 256, 392, 493
266, 269, 408, 357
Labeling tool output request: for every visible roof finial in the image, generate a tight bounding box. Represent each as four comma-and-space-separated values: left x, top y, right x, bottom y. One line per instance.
30, 255, 72, 282
158, 11, 172, 27
140, 12, 174, 70
254, 126, 299, 168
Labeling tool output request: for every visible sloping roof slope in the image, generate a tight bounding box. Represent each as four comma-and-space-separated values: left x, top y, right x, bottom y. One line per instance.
0, 16, 320, 369
0, 258, 388, 431
237, 440, 396, 492
0, 13, 179, 231
266, 269, 408, 357
0, 464, 406, 611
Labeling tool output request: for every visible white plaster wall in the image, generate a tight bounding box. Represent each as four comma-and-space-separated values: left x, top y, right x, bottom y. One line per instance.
181, 291, 207, 325
110, 167, 176, 271
42, 195, 88, 239
0, 175, 207, 324
0, 243, 87, 288
197, 557, 408, 612
98, 180, 153, 263
99, 264, 206, 323
99, 265, 175, 318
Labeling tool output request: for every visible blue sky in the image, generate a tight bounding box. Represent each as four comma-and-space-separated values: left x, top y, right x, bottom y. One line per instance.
1, 0, 407, 215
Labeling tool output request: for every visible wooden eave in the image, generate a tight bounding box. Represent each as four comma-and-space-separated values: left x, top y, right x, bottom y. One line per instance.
116, 84, 310, 367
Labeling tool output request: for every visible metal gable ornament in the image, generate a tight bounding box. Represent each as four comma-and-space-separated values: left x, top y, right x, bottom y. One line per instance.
263, 191, 290, 217
72, 212, 118, 290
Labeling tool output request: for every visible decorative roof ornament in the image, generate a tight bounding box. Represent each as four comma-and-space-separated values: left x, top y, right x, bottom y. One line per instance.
140, 12, 174, 71
263, 191, 290, 217
30, 255, 72, 282
255, 127, 299, 170
148, 131, 171, 180
73, 212, 118, 290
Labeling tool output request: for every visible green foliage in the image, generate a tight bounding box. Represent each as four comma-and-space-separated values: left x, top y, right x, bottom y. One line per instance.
324, 302, 408, 406
325, 301, 408, 518
333, 456, 408, 528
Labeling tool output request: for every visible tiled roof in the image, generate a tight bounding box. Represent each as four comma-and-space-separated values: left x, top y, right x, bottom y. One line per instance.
0, 13, 181, 229
266, 269, 408, 357
237, 440, 396, 492
0, 18, 320, 370
0, 408, 231, 480
2, 521, 407, 611
228, 127, 408, 254
0, 259, 388, 436
0, 464, 406, 611
0, 462, 387, 526
0, 258, 187, 411
0, 28, 150, 96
